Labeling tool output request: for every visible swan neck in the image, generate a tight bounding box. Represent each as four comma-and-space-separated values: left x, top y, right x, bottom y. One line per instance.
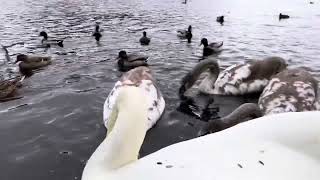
179, 60, 219, 98
82, 87, 148, 179
221, 103, 262, 128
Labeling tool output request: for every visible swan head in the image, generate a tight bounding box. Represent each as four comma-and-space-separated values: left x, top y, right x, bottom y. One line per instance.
118, 50, 128, 59
39, 31, 48, 39
198, 103, 262, 136
197, 118, 225, 136
143, 31, 147, 37
200, 38, 209, 47
264, 56, 288, 74
15, 54, 27, 64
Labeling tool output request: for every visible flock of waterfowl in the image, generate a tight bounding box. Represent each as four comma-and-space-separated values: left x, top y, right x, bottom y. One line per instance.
82, 11, 319, 180
1, 5, 320, 180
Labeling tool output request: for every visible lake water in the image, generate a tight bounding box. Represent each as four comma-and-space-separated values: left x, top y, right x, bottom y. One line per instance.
0, 0, 320, 179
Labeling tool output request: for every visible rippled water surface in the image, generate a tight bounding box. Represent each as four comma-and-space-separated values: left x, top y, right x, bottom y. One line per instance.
1, 0, 320, 179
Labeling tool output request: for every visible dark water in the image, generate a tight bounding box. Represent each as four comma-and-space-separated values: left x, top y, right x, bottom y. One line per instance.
0, 0, 320, 179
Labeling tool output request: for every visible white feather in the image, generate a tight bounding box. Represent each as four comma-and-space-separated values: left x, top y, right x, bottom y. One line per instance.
103, 71, 165, 131
208, 63, 268, 95
83, 111, 320, 180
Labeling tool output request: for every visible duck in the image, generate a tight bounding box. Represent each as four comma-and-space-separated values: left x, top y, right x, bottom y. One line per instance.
199, 68, 319, 134
216, 16, 224, 24
0, 76, 25, 102
82, 85, 320, 180
39, 31, 64, 47
139, 31, 151, 45
177, 25, 192, 43
179, 57, 287, 99
15, 54, 51, 76
103, 66, 165, 131
117, 50, 148, 72
93, 24, 102, 42
279, 13, 290, 20
200, 38, 223, 57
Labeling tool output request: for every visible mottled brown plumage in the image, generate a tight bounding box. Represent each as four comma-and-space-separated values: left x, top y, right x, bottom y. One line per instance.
0, 76, 24, 102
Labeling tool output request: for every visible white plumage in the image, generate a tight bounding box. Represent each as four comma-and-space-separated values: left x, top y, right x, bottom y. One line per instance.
84, 86, 320, 180
103, 66, 165, 130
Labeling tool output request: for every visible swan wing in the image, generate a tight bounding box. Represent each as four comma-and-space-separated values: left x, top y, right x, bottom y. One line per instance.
215, 63, 253, 94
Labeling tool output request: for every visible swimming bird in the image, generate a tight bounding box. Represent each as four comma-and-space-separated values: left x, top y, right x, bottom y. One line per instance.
117, 50, 148, 72
177, 25, 192, 43
259, 68, 319, 114
179, 57, 287, 99
93, 25, 102, 42
139, 31, 151, 45
15, 54, 51, 76
0, 76, 25, 102
103, 66, 165, 131
216, 16, 224, 24
200, 68, 319, 135
279, 13, 290, 20
200, 38, 223, 57
82, 86, 320, 180
39, 31, 64, 47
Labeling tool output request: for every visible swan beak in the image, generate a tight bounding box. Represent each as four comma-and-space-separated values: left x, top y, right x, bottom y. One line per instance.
199, 42, 203, 46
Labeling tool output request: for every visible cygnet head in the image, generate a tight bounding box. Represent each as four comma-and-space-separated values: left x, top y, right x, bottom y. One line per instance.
264, 56, 288, 75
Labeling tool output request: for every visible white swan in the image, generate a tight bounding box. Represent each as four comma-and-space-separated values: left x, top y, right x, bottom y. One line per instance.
103, 66, 165, 131
82, 85, 320, 180
179, 57, 287, 98
200, 68, 320, 134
